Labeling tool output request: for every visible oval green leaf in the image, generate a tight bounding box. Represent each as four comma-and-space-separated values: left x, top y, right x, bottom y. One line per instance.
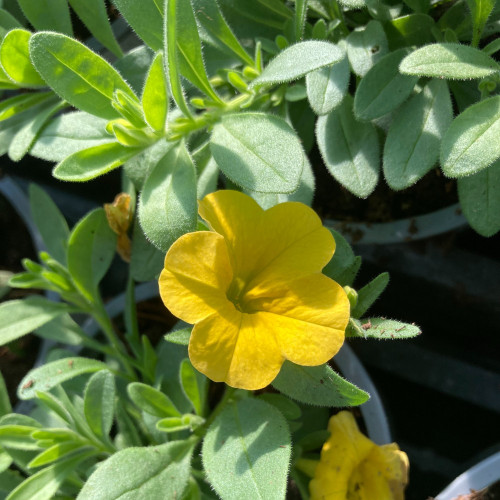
142, 52, 168, 133
383, 79, 453, 190
202, 398, 291, 500
272, 361, 370, 406
399, 42, 500, 79
30, 32, 137, 119
317, 96, 380, 198
210, 112, 304, 193
17, 358, 107, 400
127, 382, 181, 418
84, 370, 115, 439
441, 95, 500, 177
17, 0, 73, 35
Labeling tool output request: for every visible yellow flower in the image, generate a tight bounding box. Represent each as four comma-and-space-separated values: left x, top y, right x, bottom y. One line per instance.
159, 190, 349, 390
309, 411, 409, 500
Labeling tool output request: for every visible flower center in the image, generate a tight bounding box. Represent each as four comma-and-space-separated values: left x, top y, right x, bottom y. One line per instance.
226, 277, 250, 313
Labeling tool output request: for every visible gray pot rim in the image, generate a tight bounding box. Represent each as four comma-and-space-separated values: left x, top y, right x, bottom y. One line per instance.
83, 281, 392, 445
436, 451, 500, 499
325, 203, 466, 245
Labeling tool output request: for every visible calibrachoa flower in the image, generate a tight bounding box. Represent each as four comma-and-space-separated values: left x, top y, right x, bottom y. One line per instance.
309, 411, 409, 500
159, 190, 350, 390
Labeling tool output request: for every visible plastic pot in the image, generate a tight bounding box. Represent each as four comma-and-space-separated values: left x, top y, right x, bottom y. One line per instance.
82, 281, 392, 444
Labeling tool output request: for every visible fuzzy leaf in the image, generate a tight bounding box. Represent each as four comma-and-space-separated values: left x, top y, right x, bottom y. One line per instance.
202, 398, 291, 500
84, 371, 115, 439
30, 32, 137, 120
272, 361, 369, 407
317, 95, 379, 198
354, 48, 418, 121
346, 20, 388, 77
67, 208, 117, 301
179, 359, 203, 416
467, 0, 496, 45
17, 358, 107, 400
17, 0, 72, 35
441, 95, 500, 177
306, 53, 350, 115
458, 159, 500, 236
0, 29, 45, 87
142, 52, 168, 133
351, 318, 422, 339
0, 372, 11, 417
127, 383, 181, 418
130, 218, 165, 282
383, 79, 453, 190
353, 272, 389, 318
251, 40, 345, 86
0, 297, 75, 347
77, 440, 194, 500
139, 142, 197, 252
164, 328, 191, 346
210, 112, 304, 193
399, 42, 500, 79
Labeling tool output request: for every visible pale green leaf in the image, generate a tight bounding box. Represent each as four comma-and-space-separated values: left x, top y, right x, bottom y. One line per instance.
30, 32, 137, 120
399, 42, 500, 79
142, 52, 168, 133
466, 0, 496, 46
179, 359, 203, 416
210, 112, 305, 193
202, 398, 291, 500
251, 40, 345, 86
441, 95, 500, 177
317, 95, 380, 198
17, 358, 107, 400
0, 372, 11, 417
138, 141, 197, 252
27, 441, 86, 468
84, 371, 115, 439
130, 218, 165, 282
353, 272, 389, 318
350, 318, 422, 339
383, 79, 453, 190
127, 383, 181, 418
458, 159, 500, 236
35, 314, 85, 346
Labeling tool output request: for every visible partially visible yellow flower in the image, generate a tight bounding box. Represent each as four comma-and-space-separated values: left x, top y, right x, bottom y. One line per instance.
309, 411, 409, 500
159, 190, 349, 390
104, 193, 132, 262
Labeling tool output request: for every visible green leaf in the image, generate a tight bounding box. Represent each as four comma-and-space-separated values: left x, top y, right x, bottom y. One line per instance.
466, 0, 496, 46
258, 393, 301, 420
350, 317, 422, 339
306, 53, 350, 115
294, 0, 308, 41
323, 229, 358, 285
67, 208, 117, 301
0, 469, 22, 497
30, 111, 112, 162
441, 95, 500, 177
77, 440, 195, 500
0, 297, 75, 347
127, 382, 181, 418
142, 52, 168, 133
7, 449, 97, 500
353, 272, 389, 318
164, 0, 191, 118
171, 0, 222, 103
251, 40, 345, 86
17, 0, 73, 35
165, 328, 191, 346
29, 184, 69, 265
346, 20, 389, 77
383, 79, 453, 190
0, 372, 11, 417
112, 0, 163, 51
193, 142, 220, 199
458, 159, 500, 236
385, 14, 435, 49
53, 142, 143, 182
0, 9, 23, 40
0, 425, 39, 450
0, 29, 46, 87
179, 359, 203, 416
8, 98, 63, 162
316, 95, 380, 198
192, 0, 254, 66
155, 417, 189, 433
17, 358, 107, 400
130, 218, 165, 282
84, 371, 115, 439
202, 398, 291, 500
30, 32, 137, 120
210, 112, 304, 193
399, 43, 500, 79
35, 314, 84, 346
354, 48, 418, 121
139, 141, 198, 252
272, 361, 369, 406
27, 441, 86, 468
67, 0, 123, 57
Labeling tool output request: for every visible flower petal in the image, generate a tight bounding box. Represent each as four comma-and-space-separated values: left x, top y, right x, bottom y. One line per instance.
246, 274, 349, 365
189, 309, 284, 390
159, 231, 233, 323
198, 191, 335, 289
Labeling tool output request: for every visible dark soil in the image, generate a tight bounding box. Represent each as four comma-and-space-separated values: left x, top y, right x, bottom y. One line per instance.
311, 146, 458, 223
0, 192, 41, 407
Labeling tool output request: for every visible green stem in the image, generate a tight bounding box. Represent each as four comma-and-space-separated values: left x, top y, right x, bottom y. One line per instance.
195, 386, 237, 437
328, 0, 349, 36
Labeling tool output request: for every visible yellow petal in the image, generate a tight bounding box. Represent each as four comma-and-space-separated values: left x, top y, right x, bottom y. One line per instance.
198, 191, 335, 290
159, 231, 233, 324
189, 309, 284, 390
246, 274, 349, 365
309, 412, 374, 500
